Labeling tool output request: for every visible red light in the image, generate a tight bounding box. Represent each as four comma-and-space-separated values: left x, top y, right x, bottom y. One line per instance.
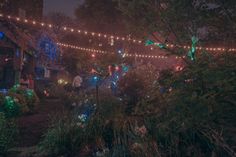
91, 54, 95, 58
115, 66, 120, 71
175, 66, 183, 71
44, 90, 50, 97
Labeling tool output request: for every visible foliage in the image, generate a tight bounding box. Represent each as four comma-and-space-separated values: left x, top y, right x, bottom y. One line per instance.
75, 0, 124, 32
0, 113, 18, 155
8, 87, 39, 113
0, 87, 39, 117
118, 63, 159, 114
117, 0, 236, 43
7, 93, 29, 114
0, 96, 21, 118
138, 52, 236, 156
84, 52, 236, 156
39, 112, 85, 156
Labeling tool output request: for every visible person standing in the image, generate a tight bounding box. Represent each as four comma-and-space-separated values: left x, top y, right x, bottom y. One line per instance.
72, 74, 83, 91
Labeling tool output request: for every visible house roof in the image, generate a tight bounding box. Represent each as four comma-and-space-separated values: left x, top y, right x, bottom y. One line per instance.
0, 20, 37, 52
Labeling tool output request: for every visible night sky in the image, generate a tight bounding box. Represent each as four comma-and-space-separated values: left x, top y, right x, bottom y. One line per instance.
43, 0, 83, 18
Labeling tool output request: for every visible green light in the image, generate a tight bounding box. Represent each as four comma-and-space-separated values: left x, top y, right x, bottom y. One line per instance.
26, 89, 34, 99
156, 43, 166, 49
12, 84, 20, 92
188, 36, 198, 61
145, 40, 154, 46
3, 96, 20, 118
145, 40, 166, 49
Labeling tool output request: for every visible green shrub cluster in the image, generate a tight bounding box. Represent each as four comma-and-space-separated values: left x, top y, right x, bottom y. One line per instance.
39, 112, 85, 156
0, 86, 39, 118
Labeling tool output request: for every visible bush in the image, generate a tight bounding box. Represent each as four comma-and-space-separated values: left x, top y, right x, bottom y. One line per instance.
0, 113, 18, 155
0, 96, 21, 118
8, 87, 39, 114
7, 93, 29, 114
141, 53, 236, 156
39, 112, 85, 156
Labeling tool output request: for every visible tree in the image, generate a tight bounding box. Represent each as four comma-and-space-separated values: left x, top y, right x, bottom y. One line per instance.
116, 0, 236, 45
75, 0, 125, 33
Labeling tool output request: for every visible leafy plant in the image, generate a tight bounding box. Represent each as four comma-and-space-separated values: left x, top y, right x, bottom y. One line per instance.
141, 52, 236, 156
39, 112, 85, 156
0, 113, 18, 155
1, 96, 21, 118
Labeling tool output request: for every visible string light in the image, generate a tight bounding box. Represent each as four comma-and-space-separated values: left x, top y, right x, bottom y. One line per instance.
57, 42, 185, 60
0, 13, 235, 52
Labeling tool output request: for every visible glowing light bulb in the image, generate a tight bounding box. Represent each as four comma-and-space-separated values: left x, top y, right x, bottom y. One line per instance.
32, 21, 36, 24
115, 66, 120, 71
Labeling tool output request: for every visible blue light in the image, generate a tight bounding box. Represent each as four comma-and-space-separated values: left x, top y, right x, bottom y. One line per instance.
93, 76, 98, 80
37, 35, 59, 62
0, 89, 8, 95
16, 49, 20, 57
112, 81, 117, 86
0, 32, 4, 39
122, 65, 129, 72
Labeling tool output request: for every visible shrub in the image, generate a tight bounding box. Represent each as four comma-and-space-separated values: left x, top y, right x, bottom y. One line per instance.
0, 96, 21, 118
39, 112, 85, 156
0, 113, 18, 155
8, 87, 39, 114
8, 93, 29, 114
142, 53, 236, 156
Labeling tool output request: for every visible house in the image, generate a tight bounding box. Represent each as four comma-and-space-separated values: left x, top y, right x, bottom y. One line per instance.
0, 20, 37, 89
